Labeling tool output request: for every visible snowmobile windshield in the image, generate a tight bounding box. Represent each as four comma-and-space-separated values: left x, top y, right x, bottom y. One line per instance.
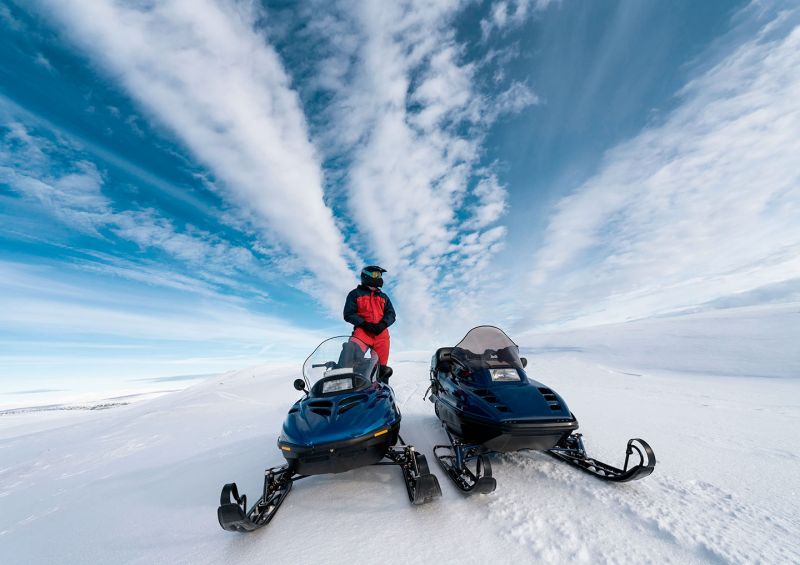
451, 326, 523, 371
301, 336, 378, 395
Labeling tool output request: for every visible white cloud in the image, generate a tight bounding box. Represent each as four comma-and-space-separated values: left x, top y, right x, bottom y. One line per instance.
0, 4, 23, 31
520, 10, 800, 329
305, 0, 537, 340
111, 211, 256, 274
488, 81, 540, 120
1, 160, 107, 234
0, 260, 328, 381
74, 254, 244, 300
16, 0, 541, 337
0, 123, 261, 288
33, 52, 53, 72
463, 172, 508, 230
35, 0, 356, 311
0, 260, 314, 345
480, 0, 555, 40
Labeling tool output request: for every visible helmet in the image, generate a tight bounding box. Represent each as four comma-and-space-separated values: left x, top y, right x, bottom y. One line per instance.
361, 265, 386, 287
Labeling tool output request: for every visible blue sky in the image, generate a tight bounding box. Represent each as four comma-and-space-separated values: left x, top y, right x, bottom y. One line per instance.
1, 0, 799, 399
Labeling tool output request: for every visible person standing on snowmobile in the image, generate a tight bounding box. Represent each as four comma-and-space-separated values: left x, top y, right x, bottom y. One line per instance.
344, 266, 395, 381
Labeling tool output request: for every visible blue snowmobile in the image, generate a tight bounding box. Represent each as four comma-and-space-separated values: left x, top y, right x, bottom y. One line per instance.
427, 326, 655, 493
218, 336, 441, 532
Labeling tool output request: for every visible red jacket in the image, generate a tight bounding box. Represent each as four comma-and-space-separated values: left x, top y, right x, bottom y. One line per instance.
343, 285, 396, 329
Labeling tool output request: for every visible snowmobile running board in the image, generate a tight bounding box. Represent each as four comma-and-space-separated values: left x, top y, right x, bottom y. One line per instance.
545, 434, 656, 482
218, 443, 441, 533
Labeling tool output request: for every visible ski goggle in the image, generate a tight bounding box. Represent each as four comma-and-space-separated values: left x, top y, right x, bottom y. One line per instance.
362, 269, 382, 279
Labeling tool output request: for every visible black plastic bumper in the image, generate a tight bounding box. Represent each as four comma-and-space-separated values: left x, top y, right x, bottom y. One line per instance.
278, 421, 401, 475
440, 400, 579, 451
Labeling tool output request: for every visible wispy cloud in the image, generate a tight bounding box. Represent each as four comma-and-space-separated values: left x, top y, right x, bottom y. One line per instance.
35, 0, 357, 311
15, 0, 541, 340
0, 122, 263, 290
9, 0, 790, 353
520, 8, 800, 329
71, 253, 269, 302
0, 4, 23, 31
480, 0, 555, 40
0, 260, 327, 380
303, 0, 538, 338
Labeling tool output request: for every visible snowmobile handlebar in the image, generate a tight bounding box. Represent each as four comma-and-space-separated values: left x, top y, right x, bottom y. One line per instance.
311, 361, 337, 369
449, 356, 471, 376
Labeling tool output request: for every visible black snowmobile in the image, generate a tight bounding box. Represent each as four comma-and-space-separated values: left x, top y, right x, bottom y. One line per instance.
427, 326, 655, 493
218, 336, 441, 532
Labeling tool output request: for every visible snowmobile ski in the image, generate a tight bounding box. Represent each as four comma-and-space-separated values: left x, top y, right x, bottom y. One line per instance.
217, 465, 299, 532
546, 434, 655, 482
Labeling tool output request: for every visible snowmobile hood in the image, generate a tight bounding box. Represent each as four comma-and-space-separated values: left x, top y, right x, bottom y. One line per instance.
460, 374, 573, 423
279, 383, 400, 447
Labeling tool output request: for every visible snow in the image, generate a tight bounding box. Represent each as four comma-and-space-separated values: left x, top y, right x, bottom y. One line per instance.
0, 374, 215, 411
1, 306, 799, 564
520, 303, 800, 379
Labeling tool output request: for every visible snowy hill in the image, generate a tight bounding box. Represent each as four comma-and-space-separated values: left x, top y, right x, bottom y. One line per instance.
521, 303, 800, 379
2, 306, 799, 564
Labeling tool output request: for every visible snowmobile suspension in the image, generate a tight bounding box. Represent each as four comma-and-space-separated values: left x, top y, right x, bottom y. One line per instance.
376, 437, 442, 504
433, 430, 497, 494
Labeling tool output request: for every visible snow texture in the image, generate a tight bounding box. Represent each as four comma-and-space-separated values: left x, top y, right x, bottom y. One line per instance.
1, 305, 798, 564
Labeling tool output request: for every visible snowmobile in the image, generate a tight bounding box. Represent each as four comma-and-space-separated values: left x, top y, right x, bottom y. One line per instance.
218, 336, 441, 532
426, 326, 655, 493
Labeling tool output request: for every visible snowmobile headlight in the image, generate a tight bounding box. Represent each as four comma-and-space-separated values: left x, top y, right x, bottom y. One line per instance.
322, 377, 353, 394
490, 368, 521, 382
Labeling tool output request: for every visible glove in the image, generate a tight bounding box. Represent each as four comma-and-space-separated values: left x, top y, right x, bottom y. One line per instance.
360, 322, 385, 335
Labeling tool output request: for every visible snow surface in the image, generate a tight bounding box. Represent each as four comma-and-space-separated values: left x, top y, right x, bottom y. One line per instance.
1, 306, 799, 564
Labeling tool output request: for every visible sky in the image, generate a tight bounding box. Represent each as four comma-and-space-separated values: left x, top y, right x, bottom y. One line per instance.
1, 0, 799, 398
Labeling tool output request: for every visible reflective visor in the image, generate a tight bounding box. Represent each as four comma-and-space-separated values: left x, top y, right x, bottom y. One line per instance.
362, 269, 381, 279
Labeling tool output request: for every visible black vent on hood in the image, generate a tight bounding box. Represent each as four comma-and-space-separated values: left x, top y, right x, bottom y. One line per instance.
308, 399, 333, 417
473, 389, 511, 413
338, 394, 367, 414
538, 387, 563, 411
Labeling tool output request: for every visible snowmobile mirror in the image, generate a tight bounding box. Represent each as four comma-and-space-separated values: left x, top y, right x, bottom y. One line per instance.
293, 378, 307, 392
521, 357, 528, 368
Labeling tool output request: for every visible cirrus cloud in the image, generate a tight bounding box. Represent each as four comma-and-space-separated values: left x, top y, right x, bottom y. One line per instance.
520, 7, 800, 329
301, 0, 540, 339
34, 0, 357, 311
